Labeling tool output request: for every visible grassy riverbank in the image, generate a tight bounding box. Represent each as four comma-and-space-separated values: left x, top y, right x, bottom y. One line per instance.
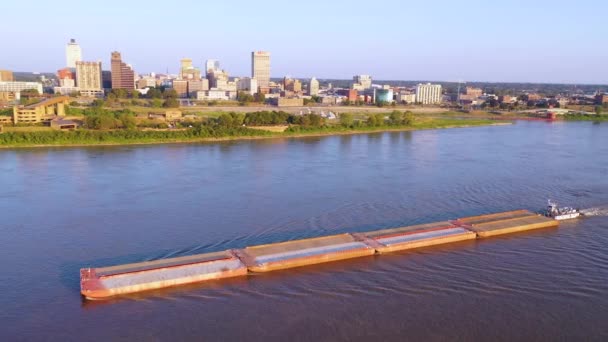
0, 118, 500, 148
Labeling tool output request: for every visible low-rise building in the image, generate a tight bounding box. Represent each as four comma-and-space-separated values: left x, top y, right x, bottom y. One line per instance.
196, 90, 237, 101
50, 118, 79, 130
0, 91, 20, 103
415, 83, 442, 104
237, 77, 258, 95
0, 81, 43, 94
397, 92, 416, 104
595, 93, 608, 105
273, 98, 304, 107
12, 96, 69, 124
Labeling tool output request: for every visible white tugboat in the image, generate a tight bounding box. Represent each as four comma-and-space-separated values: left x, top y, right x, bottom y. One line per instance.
545, 200, 581, 220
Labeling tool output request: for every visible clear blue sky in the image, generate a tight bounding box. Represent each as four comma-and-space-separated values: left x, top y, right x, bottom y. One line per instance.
3, 0, 606, 84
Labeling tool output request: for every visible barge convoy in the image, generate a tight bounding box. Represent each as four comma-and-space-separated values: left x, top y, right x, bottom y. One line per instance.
81, 209, 570, 300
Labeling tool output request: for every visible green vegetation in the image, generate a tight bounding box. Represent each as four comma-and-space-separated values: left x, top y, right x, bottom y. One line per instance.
563, 113, 608, 121
0, 109, 496, 148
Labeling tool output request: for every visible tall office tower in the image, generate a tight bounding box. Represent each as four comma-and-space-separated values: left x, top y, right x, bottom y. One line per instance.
309, 77, 319, 96
205, 59, 220, 74
415, 83, 443, 104
111, 51, 135, 89
66, 39, 82, 68
0, 70, 14, 82
76, 61, 102, 91
180, 58, 201, 80
251, 51, 271, 88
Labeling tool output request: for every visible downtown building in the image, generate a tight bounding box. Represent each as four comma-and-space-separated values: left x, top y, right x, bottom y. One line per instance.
111, 51, 135, 90
352, 75, 372, 91
66, 39, 82, 68
308, 77, 319, 96
251, 51, 270, 89
75, 61, 103, 97
415, 83, 442, 104
0, 70, 14, 82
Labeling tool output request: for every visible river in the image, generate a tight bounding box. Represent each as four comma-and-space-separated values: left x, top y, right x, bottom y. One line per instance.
1, 121, 607, 341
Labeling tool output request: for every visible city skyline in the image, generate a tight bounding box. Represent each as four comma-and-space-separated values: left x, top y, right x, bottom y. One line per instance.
2, 0, 607, 84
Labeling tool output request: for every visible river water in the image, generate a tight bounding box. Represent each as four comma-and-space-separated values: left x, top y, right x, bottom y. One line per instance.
1, 121, 607, 341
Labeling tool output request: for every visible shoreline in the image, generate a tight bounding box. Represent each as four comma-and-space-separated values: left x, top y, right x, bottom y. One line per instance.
0, 122, 510, 149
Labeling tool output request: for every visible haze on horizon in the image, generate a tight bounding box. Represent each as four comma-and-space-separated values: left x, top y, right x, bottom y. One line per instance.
3, 0, 606, 84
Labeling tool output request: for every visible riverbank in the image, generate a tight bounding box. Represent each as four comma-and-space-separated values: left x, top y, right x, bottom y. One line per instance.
0, 118, 504, 149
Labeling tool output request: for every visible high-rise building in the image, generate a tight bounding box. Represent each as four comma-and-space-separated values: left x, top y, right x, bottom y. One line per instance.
308, 77, 319, 96
205, 60, 220, 74
180, 58, 201, 80
76, 61, 103, 97
111, 51, 135, 89
237, 77, 258, 95
66, 39, 82, 68
251, 51, 271, 89
283, 77, 301, 92
415, 83, 442, 104
352, 75, 372, 91
0, 70, 14, 82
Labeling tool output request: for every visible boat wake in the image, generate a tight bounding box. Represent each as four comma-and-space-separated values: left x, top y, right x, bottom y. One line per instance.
579, 206, 608, 217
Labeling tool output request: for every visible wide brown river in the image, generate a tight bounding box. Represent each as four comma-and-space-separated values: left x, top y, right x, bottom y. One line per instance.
1, 121, 607, 341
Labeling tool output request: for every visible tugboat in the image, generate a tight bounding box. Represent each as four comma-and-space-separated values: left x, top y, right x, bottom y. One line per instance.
544, 200, 581, 220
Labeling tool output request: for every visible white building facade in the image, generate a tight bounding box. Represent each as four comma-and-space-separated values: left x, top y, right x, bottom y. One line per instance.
66, 39, 82, 68
415, 83, 442, 104
309, 77, 319, 96
0, 82, 43, 94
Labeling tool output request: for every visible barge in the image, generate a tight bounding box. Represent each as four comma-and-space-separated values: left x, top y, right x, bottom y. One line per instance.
454, 210, 558, 238
359, 221, 476, 253
240, 234, 375, 272
80, 250, 247, 300
80, 209, 565, 300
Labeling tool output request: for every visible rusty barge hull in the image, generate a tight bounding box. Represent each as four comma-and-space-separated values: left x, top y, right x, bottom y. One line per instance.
80, 210, 562, 300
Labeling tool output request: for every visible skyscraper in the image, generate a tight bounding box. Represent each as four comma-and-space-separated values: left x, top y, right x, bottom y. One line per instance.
251, 51, 271, 89
111, 51, 135, 89
180, 58, 201, 80
205, 59, 220, 74
76, 61, 103, 96
66, 39, 82, 68
309, 77, 319, 96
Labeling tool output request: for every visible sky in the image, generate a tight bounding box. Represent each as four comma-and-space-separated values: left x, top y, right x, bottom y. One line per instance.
3, 0, 607, 84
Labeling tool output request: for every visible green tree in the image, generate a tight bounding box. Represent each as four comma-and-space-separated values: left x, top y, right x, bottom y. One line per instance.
595, 106, 602, 115
110, 89, 127, 99
366, 113, 385, 127
131, 91, 140, 99
117, 113, 137, 129
237, 91, 254, 103
254, 92, 265, 103
389, 110, 404, 125
163, 89, 178, 99
339, 113, 354, 127
91, 99, 105, 108
402, 111, 415, 125
151, 98, 163, 108
163, 98, 180, 108
147, 88, 163, 99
